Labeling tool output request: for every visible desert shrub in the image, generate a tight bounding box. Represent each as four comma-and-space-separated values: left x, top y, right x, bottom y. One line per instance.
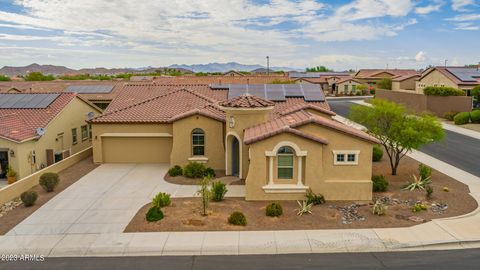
370, 89, 376, 95
6, 165, 16, 178
443, 111, 458, 121
197, 176, 212, 216
146, 206, 164, 222
425, 185, 433, 199
411, 203, 427, 212
404, 175, 432, 191
306, 189, 325, 205
372, 145, 383, 162
471, 110, 480, 123
183, 162, 206, 178
211, 181, 227, 202
204, 167, 216, 177
418, 164, 432, 180
168, 165, 183, 177
266, 202, 283, 217
228, 211, 247, 226
372, 175, 389, 192
39, 172, 59, 192
423, 86, 465, 96
152, 192, 171, 208
372, 200, 386, 216
355, 91, 363, 96
454, 112, 470, 125
20, 190, 38, 207
377, 78, 392, 90
296, 200, 313, 216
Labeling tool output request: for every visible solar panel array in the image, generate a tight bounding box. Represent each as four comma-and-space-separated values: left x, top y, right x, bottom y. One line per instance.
224, 84, 324, 102
289, 72, 350, 78
447, 68, 480, 82
0, 94, 60, 109
65, 85, 115, 93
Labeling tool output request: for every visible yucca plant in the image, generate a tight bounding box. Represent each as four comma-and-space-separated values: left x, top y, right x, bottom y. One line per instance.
403, 175, 432, 191
296, 200, 313, 216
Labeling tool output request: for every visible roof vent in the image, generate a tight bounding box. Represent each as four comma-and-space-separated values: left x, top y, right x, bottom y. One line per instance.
36, 127, 46, 137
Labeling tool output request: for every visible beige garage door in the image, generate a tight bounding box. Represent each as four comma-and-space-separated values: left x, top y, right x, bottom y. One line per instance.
102, 137, 172, 163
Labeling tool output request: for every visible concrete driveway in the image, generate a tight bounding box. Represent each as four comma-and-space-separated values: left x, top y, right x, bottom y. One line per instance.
7, 163, 245, 236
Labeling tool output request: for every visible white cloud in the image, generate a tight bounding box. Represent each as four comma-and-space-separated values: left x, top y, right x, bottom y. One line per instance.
415, 51, 427, 62
415, 2, 443, 14
447, 13, 480, 21
451, 0, 475, 11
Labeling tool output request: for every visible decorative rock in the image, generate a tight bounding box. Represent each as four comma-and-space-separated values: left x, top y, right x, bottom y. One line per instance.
0, 198, 22, 218
431, 203, 448, 214
408, 216, 425, 223
335, 204, 365, 224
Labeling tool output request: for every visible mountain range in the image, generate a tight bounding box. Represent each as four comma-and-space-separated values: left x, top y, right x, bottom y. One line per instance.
0, 62, 299, 77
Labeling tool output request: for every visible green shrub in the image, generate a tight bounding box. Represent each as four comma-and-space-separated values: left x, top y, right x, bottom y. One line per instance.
372, 175, 389, 192
266, 202, 283, 217
425, 185, 433, 199
443, 111, 458, 121
411, 203, 427, 212
306, 189, 325, 205
453, 112, 470, 125
377, 78, 392, 90
211, 181, 227, 201
168, 165, 183, 177
152, 192, 171, 208
372, 145, 383, 162
204, 167, 216, 177
423, 86, 465, 96
39, 172, 59, 192
471, 110, 480, 124
146, 206, 164, 222
228, 211, 247, 226
20, 190, 38, 207
183, 162, 206, 178
6, 165, 16, 178
418, 164, 432, 180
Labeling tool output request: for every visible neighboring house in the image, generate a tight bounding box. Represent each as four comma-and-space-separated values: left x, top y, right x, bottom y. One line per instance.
0, 80, 125, 110
223, 70, 245, 77
0, 93, 102, 180
354, 69, 419, 89
290, 72, 351, 95
89, 83, 378, 201
336, 78, 363, 95
416, 66, 480, 95
391, 74, 420, 92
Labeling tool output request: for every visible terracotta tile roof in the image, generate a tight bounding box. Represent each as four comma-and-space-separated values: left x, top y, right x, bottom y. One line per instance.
152, 75, 289, 85
169, 104, 226, 123
90, 88, 222, 123
244, 110, 379, 145
270, 98, 330, 118
219, 94, 275, 108
294, 77, 328, 84
280, 103, 336, 116
354, 69, 419, 79
336, 78, 362, 84
392, 74, 420, 82
0, 93, 77, 142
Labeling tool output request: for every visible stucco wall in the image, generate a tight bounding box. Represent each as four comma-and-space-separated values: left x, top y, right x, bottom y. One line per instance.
338, 80, 361, 94
245, 124, 373, 201
376, 89, 472, 116
0, 98, 100, 179
171, 115, 225, 170
0, 147, 92, 205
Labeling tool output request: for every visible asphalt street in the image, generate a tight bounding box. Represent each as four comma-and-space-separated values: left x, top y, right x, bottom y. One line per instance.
328, 99, 480, 177
3, 249, 480, 270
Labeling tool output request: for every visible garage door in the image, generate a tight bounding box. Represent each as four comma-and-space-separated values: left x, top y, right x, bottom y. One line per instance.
102, 137, 172, 163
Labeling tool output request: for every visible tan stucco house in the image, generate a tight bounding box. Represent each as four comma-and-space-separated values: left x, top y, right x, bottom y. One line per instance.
354, 69, 419, 89
90, 83, 379, 201
391, 74, 420, 92
0, 93, 102, 180
416, 66, 480, 95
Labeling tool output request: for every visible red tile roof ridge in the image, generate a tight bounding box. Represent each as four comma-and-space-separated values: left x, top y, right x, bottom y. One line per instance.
280, 103, 336, 116
168, 103, 226, 123
219, 93, 275, 108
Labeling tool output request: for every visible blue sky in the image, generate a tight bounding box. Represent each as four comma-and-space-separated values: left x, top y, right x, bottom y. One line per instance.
0, 0, 479, 70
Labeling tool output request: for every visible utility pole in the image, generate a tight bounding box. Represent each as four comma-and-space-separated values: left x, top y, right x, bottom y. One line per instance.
444, 59, 448, 67
266, 56, 270, 76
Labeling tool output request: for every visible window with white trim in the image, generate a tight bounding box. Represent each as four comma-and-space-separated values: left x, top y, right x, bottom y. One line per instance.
333, 150, 360, 165
277, 146, 294, 179
192, 128, 205, 156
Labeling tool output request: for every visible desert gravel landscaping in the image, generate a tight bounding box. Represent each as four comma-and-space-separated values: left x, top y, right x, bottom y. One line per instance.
125, 156, 477, 232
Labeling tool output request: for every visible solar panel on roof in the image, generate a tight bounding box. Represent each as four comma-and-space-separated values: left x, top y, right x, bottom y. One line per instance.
283, 84, 303, 97
0, 94, 60, 109
65, 85, 114, 93
224, 84, 324, 102
247, 84, 267, 99
265, 84, 285, 101
302, 84, 325, 101
446, 68, 480, 82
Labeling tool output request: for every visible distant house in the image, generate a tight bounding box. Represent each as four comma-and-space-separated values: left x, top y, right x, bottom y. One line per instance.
354, 69, 419, 89
290, 72, 351, 95
391, 74, 420, 92
336, 78, 363, 95
416, 66, 480, 95
223, 70, 245, 77
0, 93, 101, 180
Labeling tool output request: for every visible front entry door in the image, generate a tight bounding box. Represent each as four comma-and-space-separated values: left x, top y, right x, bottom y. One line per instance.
0, 151, 8, 178
232, 137, 240, 177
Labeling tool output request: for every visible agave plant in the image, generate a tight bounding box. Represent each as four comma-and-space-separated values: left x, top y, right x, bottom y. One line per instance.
296, 200, 313, 216
372, 200, 386, 216
403, 175, 432, 191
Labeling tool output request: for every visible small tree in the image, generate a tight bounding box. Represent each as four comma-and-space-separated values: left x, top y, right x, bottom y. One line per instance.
306, 66, 332, 72
377, 78, 392, 90
196, 175, 212, 216
350, 99, 444, 175
472, 85, 480, 107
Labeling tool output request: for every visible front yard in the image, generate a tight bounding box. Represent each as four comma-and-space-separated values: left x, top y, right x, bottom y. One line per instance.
124, 156, 477, 232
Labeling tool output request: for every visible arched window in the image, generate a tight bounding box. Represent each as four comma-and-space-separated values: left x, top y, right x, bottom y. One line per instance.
192, 128, 205, 156
277, 146, 294, 179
